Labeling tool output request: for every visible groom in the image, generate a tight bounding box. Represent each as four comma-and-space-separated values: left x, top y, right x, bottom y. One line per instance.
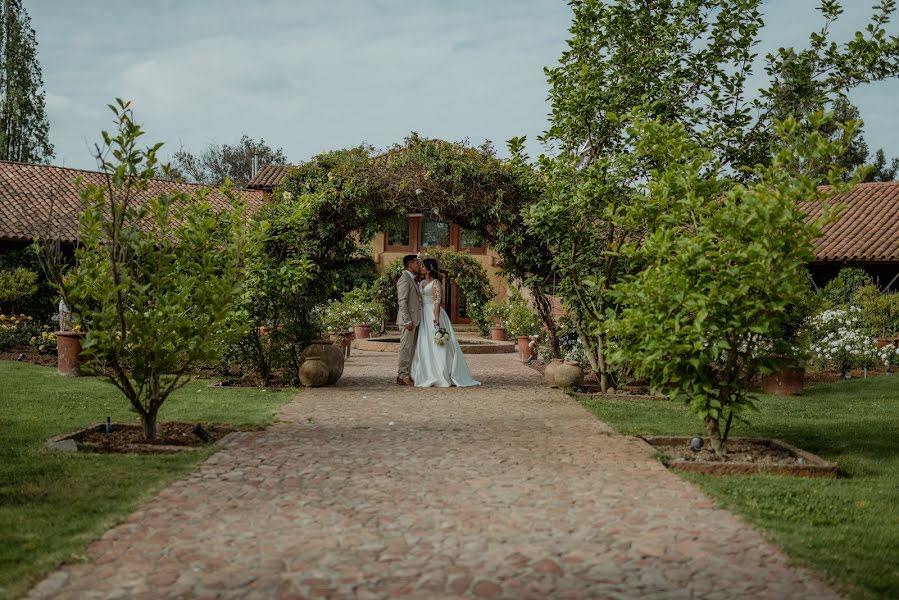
396, 254, 422, 386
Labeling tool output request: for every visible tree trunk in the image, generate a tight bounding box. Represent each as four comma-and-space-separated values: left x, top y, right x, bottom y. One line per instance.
141, 407, 159, 441
704, 415, 726, 456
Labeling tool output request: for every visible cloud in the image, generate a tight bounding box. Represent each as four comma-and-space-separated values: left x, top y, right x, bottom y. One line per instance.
27, 0, 899, 171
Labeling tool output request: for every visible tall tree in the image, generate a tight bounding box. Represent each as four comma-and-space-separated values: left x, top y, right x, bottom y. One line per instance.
527, 0, 899, 391
167, 135, 287, 188
0, 0, 53, 163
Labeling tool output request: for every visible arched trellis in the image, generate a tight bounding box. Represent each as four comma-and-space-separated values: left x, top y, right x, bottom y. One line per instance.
273, 134, 561, 354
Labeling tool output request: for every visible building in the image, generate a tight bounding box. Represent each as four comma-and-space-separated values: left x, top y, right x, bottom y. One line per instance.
801, 182, 899, 292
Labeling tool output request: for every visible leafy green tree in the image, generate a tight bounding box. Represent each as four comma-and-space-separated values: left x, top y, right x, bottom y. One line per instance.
527, 0, 899, 390
611, 113, 856, 455
866, 148, 899, 182
41, 100, 248, 440
0, 0, 52, 163
0, 266, 37, 313
167, 135, 287, 188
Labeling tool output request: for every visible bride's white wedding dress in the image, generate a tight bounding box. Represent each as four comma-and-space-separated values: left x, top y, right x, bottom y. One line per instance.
411, 280, 480, 388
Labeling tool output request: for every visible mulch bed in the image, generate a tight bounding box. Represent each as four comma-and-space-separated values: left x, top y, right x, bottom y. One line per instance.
657, 438, 797, 465
0, 347, 57, 367
71, 422, 237, 454
642, 436, 838, 477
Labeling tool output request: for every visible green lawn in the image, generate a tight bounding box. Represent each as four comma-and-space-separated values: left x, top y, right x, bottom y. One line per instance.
579, 376, 899, 600
0, 361, 294, 600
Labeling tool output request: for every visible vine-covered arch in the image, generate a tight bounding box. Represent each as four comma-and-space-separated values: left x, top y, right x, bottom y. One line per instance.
269, 134, 560, 350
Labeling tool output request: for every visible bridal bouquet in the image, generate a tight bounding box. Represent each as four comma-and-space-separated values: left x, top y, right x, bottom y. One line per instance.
434, 327, 450, 346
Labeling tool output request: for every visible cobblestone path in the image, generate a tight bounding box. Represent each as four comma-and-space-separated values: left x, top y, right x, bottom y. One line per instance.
28, 351, 840, 599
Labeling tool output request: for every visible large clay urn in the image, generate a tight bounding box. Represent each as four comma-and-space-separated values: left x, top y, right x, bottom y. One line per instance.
298, 340, 345, 387
298, 357, 329, 387
56, 331, 86, 377
544, 358, 564, 387
762, 367, 805, 396
554, 361, 585, 389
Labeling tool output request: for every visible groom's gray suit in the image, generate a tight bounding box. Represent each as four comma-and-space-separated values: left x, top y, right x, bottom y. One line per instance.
396, 270, 422, 380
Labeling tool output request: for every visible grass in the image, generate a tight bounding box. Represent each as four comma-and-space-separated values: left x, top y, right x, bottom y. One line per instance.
0, 361, 294, 600
578, 376, 899, 600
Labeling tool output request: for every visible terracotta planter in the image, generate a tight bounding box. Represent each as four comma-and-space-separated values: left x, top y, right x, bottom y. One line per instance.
517, 336, 534, 362
329, 331, 353, 358
353, 324, 372, 339
56, 331, 86, 377
875, 336, 899, 349
298, 340, 345, 386
544, 358, 564, 387
762, 367, 805, 396
491, 326, 507, 341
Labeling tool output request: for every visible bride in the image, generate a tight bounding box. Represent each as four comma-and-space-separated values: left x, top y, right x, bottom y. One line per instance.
411, 259, 480, 388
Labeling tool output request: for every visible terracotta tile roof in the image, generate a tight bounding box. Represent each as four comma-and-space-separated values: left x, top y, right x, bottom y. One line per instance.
0, 160, 265, 244
247, 164, 293, 190
801, 182, 899, 263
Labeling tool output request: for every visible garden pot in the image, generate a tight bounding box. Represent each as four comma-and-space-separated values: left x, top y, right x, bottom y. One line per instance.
517, 336, 534, 362
554, 361, 585, 389
298, 357, 329, 387
762, 367, 805, 396
544, 358, 564, 387
353, 324, 372, 339
299, 339, 345, 385
56, 331, 86, 377
328, 331, 353, 358
875, 336, 899, 349
491, 326, 507, 341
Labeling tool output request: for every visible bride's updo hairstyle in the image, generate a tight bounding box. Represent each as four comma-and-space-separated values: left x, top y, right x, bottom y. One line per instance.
423, 258, 440, 280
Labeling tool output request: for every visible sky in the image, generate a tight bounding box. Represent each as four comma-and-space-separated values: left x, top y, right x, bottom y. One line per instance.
28, 0, 899, 172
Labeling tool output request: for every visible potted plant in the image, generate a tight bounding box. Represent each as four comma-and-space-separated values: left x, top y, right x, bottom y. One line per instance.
484, 301, 509, 341
504, 298, 543, 363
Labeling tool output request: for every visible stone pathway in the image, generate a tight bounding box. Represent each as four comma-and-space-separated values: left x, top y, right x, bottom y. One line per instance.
28, 351, 840, 599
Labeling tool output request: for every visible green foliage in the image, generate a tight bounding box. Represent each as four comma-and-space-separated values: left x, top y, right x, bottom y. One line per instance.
534, 0, 899, 391
0, 246, 56, 322
821, 267, 874, 307
610, 114, 856, 455
502, 294, 543, 338
0, 0, 53, 163
0, 314, 39, 351
483, 301, 508, 327
167, 135, 287, 188
41, 100, 248, 440
331, 252, 378, 300
855, 284, 899, 338
320, 286, 381, 332
0, 267, 37, 313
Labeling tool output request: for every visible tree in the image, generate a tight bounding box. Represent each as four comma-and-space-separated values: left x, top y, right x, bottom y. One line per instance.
0, 0, 52, 163
528, 0, 899, 391
0, 266, 37, 314
611, 113, 857, 455
40, 100, 248, 440
866, 148, 899, 181
168, 135, 287, 188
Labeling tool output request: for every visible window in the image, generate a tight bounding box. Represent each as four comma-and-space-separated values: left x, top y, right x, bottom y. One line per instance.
384, 215, 411, 250
459, 227, 484, 252
420, 217, 451, 248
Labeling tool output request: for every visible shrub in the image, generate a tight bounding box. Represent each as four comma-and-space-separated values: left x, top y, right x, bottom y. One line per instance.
854, 284, 899, 339
503, 295, 543, 338
821, 267, 873, 307
806, 307, 891, 375
320, 287, 381, 332
0, 268, 38, 314
0, 315, 40, 352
